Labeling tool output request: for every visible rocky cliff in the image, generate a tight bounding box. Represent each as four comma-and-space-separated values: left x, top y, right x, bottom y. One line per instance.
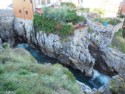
0, 10, 14, 43
14, 18, 95, 77
0, 9, 125, 80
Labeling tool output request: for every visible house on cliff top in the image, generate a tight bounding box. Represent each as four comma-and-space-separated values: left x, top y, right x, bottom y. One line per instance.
13, 0, 124, 20
13, 0, 84, 20
13, 0, 60, 20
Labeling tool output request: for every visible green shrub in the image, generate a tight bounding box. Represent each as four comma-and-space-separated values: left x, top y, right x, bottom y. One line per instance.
34, 15, 56, 33
19, 70, 30, 75
43, 7, 68, 23
61, 2, 76, 8
94, 17, 121, 25
33, 7, 85, 35
3, 81, 17, 91
108, 19, 121, 26
0, 48, 81, 94
63, 68, 75, 82
60, 24, 73, 35
66, 10, 84, 24
2, 43, 10, 49
42, 7, 84, 24
0, 68, 3, 74
33, 14, 74, 35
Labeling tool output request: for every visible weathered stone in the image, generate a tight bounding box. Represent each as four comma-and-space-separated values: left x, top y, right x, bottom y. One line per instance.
102, 48, 125, 78
77, 81, 93, 94
2, 9, 125, 94
109, 75, 125, 94
13, 18, 96, 77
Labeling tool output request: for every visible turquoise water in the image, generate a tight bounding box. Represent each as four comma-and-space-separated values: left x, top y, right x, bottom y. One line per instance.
16, 43, 110, 89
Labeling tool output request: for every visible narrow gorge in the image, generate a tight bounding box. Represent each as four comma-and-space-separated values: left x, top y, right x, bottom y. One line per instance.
1, 9, 125, 94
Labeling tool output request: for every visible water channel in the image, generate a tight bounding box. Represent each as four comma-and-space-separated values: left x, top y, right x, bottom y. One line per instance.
16, 43, 110, 89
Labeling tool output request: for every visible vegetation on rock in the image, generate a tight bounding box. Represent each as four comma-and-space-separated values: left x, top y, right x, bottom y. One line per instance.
0, 48, 81, 94
2, 43, 10, 49
112, 29, 125, 53
93, 17, 121, 26
33, 7, 84, 35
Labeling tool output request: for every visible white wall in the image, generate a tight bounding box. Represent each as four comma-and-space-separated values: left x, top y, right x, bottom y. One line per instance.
34, 0, 59, 8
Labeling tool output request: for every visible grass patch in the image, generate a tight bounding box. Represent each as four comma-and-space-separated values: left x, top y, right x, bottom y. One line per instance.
93, 17, 121, 26
0, 48, 81, 94
111, 29, 125, 53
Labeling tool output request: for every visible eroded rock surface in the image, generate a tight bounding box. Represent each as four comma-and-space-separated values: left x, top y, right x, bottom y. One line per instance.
1, 9, 125, 89
0, 9, 14, 46
14, 18, 95, 77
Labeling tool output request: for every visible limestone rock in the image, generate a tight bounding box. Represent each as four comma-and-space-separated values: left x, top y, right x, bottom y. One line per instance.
13, 18, 96, 77
0, 9, 14, 42
102, 48, 125, 78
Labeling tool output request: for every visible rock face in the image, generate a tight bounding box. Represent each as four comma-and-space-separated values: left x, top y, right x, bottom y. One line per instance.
109, 75, 125, 94
0, 9, 14, 46
77, 81, 94, 94
102, 48, 125, 78
1, 9, 125, 80
86, 18, 125, 77
13, 18, 95, 77
2, 9, 125, 94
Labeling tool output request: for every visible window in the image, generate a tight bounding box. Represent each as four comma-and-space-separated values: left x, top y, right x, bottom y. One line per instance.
19, 10, 21, 13
26, 11, 28, 14
47, 0, 50, 4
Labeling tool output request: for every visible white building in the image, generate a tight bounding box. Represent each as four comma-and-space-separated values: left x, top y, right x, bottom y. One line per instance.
33, 0, 60, 8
